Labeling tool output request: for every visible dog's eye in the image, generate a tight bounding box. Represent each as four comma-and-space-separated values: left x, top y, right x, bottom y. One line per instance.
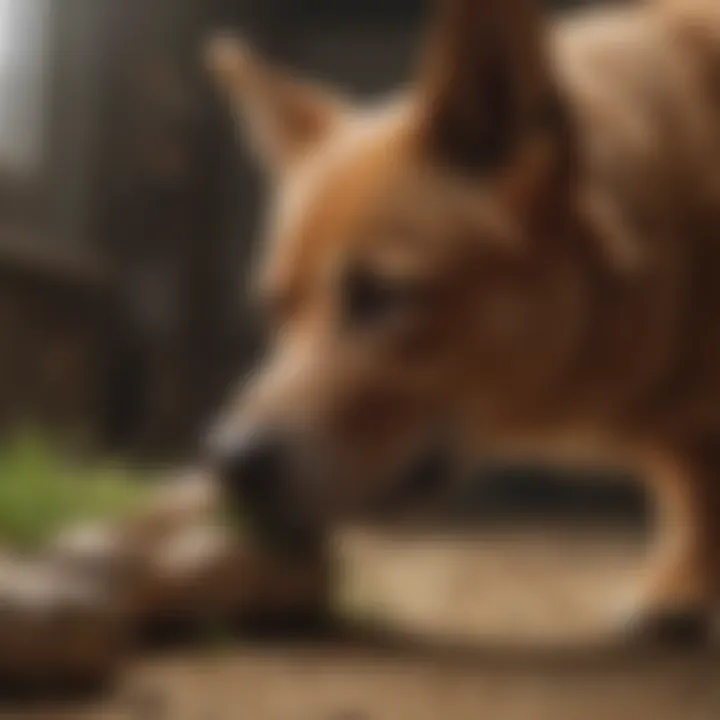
343, 268, 420, 330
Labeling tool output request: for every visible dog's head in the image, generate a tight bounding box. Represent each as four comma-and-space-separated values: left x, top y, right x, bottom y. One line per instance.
206, 0, 584, 543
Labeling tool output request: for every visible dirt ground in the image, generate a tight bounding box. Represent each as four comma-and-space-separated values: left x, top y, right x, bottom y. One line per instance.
4, 523, 720, 720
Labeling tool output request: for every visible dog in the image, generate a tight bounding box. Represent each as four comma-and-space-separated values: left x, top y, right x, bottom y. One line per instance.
205, 0, 720, 644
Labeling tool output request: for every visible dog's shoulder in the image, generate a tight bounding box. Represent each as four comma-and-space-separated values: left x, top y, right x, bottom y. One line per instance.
553, 1, 720, 149
553, 2, 720, 247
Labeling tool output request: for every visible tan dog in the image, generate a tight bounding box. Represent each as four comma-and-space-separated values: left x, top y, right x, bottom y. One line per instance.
206, 0, 720, 643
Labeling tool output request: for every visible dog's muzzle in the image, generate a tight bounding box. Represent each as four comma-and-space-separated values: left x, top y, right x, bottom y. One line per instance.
207, 424, 452, 549
207, 429, 321, 555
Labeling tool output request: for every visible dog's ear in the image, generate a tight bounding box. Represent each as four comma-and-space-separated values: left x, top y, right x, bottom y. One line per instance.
205, 35, 346, 173
416, 0, 571, 178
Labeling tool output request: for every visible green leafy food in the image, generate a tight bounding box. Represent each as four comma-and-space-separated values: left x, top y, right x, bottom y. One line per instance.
0, 431, 152, 550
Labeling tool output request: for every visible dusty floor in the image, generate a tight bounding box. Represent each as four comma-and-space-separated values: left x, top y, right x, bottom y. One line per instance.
4, 523, 720, 720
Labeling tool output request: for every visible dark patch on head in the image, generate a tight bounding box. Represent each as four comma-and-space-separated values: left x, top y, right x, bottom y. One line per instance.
428, 86, 569, 175
418, 0, 573, 177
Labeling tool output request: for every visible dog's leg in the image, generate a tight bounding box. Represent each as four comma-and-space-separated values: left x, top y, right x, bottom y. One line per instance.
628, 444, 720, 645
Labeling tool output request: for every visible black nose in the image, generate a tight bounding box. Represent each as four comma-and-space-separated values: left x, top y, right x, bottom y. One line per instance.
214, 433, 285, 517
209, 431, 321, 556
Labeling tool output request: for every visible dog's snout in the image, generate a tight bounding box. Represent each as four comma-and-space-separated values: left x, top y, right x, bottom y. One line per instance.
209, 429, 323, 554
212, 431, 286, 512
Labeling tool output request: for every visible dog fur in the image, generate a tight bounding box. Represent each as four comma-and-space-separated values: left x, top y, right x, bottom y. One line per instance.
207, 0, 720, 638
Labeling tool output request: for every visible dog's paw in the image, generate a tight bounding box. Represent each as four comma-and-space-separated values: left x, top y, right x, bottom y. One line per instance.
622, 608, 714, 649
629, 610, 712, 647
609, 581, 717, 649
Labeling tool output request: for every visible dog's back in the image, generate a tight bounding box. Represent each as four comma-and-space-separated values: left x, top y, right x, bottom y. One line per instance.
537, 2, 720, 439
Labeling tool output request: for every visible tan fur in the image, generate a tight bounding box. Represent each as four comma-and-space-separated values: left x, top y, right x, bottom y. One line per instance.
208, 0, 720, 622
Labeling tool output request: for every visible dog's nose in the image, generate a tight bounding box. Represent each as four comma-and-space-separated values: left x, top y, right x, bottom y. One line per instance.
212, 432, 286, 515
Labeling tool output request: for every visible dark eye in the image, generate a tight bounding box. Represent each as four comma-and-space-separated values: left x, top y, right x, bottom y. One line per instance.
343, 267, 420, 330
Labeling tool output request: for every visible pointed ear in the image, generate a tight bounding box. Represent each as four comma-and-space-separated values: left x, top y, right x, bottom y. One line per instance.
417, 0, 571, 177
205, 35, 346, 173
